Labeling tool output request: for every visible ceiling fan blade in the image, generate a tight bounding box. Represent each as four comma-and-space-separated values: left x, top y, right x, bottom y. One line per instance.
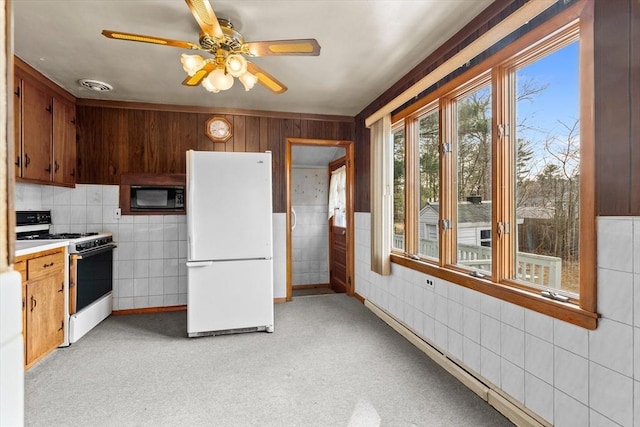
184, 0, 224, 39
181, 62, 216, 86
246, 61, 287, 94
243, 39, 321, 56
102, 30, 200, 50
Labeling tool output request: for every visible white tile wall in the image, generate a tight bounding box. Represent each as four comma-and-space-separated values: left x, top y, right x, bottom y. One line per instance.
291, 205, 329, 285
18, 183, 188, 310
291, 168, 330, 286
16, 183, 286, 309
354, 212, 640, 426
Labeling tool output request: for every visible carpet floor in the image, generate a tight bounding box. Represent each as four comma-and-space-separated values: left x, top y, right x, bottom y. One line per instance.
25, 294, 513, 427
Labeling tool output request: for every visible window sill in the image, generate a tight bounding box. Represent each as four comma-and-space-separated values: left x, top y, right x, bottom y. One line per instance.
390, 253, 598, 330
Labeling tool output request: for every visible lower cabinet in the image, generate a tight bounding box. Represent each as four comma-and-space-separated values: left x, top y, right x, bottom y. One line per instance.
16, 248, 65, 369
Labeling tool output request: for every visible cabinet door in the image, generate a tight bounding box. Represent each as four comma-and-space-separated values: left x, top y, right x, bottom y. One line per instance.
13, 73, 23, 178
53, 97, 76, 185
25, 276, 64, 366
22, 79, 53, 182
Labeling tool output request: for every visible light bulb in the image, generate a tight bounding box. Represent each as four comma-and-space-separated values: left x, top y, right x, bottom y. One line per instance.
239, 72, 258, 91
225, 54, 248, 78
208, 68, 234, 91
180, 54, 205, 76
201, 76, 219, 93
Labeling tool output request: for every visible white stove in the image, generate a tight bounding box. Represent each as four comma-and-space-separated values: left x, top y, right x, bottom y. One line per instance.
16, 210, 116, 345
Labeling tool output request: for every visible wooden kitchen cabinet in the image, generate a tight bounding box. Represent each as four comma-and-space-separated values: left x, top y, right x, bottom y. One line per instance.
16, 249, 65, 369
14, 57, 77, 186
53, 97, 77, 185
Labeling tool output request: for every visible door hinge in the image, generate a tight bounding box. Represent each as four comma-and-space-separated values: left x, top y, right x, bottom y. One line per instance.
441, 219, 452, 230
442, 143, 452, 154
497, 222, 510, 238
498, 123, 510, 138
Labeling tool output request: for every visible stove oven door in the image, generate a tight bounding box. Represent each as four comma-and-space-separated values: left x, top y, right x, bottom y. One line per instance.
69, 245, 116, 314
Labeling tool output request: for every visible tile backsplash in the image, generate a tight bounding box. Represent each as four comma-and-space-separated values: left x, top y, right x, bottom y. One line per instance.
16, 183, 187, 310
16, 182, 287, 309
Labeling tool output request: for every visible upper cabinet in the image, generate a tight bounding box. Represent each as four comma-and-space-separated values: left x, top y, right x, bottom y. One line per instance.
14, 57, 77, 187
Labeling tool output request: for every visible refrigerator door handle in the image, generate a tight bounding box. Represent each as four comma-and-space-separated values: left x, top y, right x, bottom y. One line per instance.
186, 261, 214, 268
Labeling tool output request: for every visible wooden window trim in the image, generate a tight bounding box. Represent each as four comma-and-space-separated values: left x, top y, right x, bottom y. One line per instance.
388, 0, 597, 329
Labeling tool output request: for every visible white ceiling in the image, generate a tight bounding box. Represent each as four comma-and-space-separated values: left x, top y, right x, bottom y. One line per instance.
12, 0, 492, 117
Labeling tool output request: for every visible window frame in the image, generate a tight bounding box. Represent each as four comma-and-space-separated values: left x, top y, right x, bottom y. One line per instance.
388, 1, 596, 329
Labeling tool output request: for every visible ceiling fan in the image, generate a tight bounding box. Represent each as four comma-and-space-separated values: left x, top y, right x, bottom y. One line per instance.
102, 0, 321, 94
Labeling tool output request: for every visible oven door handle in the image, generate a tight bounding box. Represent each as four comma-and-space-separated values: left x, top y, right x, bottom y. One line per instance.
74, 243, 118, 259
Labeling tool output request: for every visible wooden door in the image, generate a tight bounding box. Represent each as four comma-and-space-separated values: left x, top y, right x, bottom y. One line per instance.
26, 276, 64, 366
328, 157, 348, 293
330, 224, 348, 293
53, 97, 76, 185
22, 79, 53, 182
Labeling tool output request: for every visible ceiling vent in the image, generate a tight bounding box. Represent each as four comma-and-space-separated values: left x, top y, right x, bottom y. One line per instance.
78, 79, 113, 92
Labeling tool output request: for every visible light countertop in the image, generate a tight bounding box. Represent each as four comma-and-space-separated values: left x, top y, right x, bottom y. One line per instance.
15, 240, 70, 258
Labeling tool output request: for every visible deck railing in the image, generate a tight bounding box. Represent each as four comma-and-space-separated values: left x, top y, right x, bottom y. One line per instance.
393, 235, 562, 288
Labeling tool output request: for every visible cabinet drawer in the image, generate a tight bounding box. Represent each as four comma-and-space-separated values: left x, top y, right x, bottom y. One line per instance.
27, 251, 65, 281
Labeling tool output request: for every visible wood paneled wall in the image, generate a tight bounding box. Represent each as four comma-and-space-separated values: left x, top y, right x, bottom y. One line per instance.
354, 0, 640, 216
75, 103, 354, 212
594, 0, 640, 215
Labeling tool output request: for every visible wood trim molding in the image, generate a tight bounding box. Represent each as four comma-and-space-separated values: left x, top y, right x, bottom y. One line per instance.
111, 305, 186, 316
391, 254, 598, 329
76, 97, 355, 123
285, 137, 355, 302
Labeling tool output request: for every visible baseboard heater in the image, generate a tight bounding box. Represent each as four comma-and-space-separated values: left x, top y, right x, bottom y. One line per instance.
364, 299, 550, 427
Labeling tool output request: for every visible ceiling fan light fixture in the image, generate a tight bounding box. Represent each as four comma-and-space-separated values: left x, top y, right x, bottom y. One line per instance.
239, 72, 257, 91
225, 54, 247, 78
207, 68, 234, 91
201, 76, 219, 93
181, 54, 206, 76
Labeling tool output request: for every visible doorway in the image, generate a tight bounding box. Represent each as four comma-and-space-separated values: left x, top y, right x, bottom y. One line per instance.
285, 138, 354, 301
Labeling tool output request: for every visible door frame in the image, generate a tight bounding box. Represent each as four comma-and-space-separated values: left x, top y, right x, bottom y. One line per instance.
285, 138, 355, 301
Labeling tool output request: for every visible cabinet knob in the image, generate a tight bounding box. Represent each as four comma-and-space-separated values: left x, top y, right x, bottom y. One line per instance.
58, 283, 64, 293
30, 295, 37, 312
71, 168, 75, 178
58, 321, 64, 332
43, 262, 54, 268
24, 154, 30, 168
46, 104, 52, 113
15, 156, 20, 167
45, 164, 52, 173
54, 161, 60, 173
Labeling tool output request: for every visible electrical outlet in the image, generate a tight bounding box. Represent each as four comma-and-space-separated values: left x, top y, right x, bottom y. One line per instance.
426, 278, 434, 288
113, 207, 121, 219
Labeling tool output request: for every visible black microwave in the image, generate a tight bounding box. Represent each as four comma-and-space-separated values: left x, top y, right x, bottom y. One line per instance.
130, 186, 185, 211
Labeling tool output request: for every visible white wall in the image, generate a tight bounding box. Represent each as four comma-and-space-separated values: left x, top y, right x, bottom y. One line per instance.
15, 183, 288, 308
291, 168, 329, 286
355, 212, 640, 427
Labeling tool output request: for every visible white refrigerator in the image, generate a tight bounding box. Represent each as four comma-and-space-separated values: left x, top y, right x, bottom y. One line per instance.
186, 150, 274, 337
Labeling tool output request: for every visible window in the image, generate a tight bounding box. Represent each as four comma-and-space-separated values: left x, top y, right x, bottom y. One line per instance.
389, 6, 595, 328
453, 82, 492, 273
392, 126, 405, 251
417, 108, 440, 260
